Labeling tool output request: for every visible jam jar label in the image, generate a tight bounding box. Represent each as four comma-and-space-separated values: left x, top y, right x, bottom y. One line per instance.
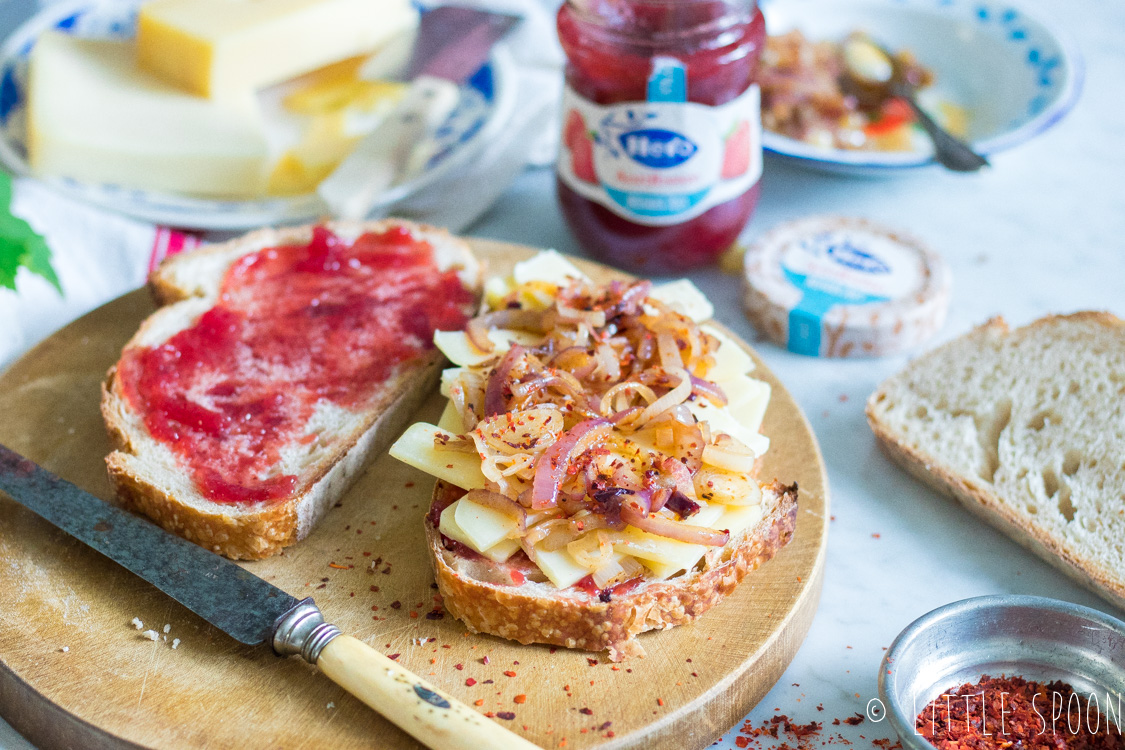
557, 79, 762, 227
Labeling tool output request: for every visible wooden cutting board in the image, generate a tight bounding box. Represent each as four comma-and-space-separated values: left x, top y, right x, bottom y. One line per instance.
0, 239, 828, 750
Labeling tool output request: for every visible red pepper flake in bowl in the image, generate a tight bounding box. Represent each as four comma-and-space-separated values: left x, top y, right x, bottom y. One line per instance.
916, 674, 1122, 749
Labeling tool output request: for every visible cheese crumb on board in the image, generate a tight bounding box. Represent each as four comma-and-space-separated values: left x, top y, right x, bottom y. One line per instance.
163, 624, 171, 634
141, 630, 159, 641
131, 617, 144, 630
172, 639, 181, 650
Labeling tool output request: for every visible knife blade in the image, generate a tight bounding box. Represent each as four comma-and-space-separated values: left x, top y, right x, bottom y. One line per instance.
318, 5, 521, 220
0, 444, 539, 750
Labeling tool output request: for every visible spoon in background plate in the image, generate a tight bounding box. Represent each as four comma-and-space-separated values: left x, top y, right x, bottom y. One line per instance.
841, 33, 990, 172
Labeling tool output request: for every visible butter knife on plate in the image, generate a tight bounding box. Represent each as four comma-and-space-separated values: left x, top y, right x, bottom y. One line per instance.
0, 444, 538, 750
318, 5, 521, 220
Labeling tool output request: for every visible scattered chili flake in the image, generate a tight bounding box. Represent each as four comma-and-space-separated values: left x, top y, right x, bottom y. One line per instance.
455, 663, 464, 670
465, 678, 477, 687
598, 721, 611, 731
482, 656, 491, 665
496, 712, 516, 721
387, 653, 400, 660
872, 533, 881, 539
409, 612, 418, 618
844, 713, 864, 726
425, 611, 444, 620
586, 658, 599, 666
405, 481, 414, 488
328, 563, 350, 569
579, 707, 593, 715
503, 670, 517, 677
370, 585, 379, 592
475, 699, 484, 706
514, 695, 527, 704
657, 698, 665, 707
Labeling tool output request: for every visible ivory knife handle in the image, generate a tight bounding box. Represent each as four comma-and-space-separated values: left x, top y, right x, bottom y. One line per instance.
317, 635, 541, 750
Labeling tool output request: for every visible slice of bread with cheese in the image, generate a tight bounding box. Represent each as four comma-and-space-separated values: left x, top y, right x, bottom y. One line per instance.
427, 479, 798, 661
391, 251, 798, 659
867, 312, 1125, 610
102, 220, 480, 560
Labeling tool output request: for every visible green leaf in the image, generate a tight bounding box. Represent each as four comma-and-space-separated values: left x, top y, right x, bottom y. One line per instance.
0, 172, 62, 295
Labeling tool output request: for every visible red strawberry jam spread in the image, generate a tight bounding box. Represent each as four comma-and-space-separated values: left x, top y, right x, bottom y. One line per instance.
117, 225, 474, 505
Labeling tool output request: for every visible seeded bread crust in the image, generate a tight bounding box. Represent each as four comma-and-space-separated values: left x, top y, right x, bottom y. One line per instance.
102, 220, 481, 561
427, 480, 799, 661
866, 312, 1125, 611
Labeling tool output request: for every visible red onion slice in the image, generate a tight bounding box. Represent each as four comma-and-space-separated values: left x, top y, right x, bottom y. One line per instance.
484, 344, 526, 416
531, 418, 611, 509
620, 501, 729, 546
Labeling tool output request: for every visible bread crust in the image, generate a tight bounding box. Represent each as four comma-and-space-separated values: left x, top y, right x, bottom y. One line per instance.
427, 480, 799, 661
102, 219, 480, 560
865, 311, 1125, 612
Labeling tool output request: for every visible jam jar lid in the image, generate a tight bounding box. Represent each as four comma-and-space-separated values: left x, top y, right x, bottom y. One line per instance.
741, 215, 951, 358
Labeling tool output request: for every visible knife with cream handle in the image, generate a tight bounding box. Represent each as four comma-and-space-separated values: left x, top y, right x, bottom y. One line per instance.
319, 6, 521, 220
0, 444, 541, 750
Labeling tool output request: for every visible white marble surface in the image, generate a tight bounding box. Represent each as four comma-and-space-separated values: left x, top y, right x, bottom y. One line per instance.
3, 0, 1124, 747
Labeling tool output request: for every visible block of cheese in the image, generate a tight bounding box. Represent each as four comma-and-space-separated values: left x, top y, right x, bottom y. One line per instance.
137, 0, 419, 98
28, 32, 271, 198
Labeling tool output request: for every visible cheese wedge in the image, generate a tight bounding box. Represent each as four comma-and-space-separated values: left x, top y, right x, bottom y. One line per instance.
439, 500, 519, 563
137, 0, 419, 98
512, 250, 588, 286
703, 325, 755, 382
28, 33, 270, 198
388, 423, 487, 490
649, 280, 714, 322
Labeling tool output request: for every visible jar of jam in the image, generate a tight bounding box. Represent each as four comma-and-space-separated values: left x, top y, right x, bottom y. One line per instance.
556, 0, 766, 273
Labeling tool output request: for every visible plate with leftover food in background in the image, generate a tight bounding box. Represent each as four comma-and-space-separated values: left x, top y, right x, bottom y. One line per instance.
758, 0, 1082, 175
0, 0, 516, 229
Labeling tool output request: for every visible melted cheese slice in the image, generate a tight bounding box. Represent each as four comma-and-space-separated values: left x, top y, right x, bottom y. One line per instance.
436, 401, 465, 434
433, 329, 543, 367
648, 280, 714, 322
703, 325, 755, 382
439, 499, 519, 563
689, 399, 770, 457
512, 250, 588, 286
388, 423, 486, 490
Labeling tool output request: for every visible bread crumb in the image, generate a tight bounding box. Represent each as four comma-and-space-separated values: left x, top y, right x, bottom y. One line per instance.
172, 639, 180, 649
60, 646, 69, 653
141, 630, 159, 641
163, 624, 171, 634
131, 617, 144, 630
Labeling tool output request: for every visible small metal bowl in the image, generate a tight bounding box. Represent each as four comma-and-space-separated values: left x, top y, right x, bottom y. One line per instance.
878, 595, 1125, 749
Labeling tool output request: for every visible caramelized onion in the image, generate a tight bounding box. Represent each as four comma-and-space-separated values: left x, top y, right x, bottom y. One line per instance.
568, 530, 614, 569
690, 375, 728, 406
530, 418, 611, 509
465, 309, 545, 354
484, 344, 526, 416
551, 346, 598, 379
702, 435, 758, 473
620, 501, 730, 546
599, 381, 658, 416
639, 367, 692, 424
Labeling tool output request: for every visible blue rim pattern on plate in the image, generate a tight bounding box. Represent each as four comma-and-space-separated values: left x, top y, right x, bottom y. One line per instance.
759, 0, 1084, 173
0, 0, 506, 228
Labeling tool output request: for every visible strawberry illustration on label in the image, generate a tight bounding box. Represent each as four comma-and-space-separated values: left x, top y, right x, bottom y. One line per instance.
721, 119, 751, 179
570, 134, 598, 183
563, 109, 586, 151
563, 110, 598, 183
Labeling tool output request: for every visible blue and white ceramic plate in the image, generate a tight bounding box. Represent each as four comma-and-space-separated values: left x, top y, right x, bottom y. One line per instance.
759, 0, 1083, 176
0, 0, 516, 229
